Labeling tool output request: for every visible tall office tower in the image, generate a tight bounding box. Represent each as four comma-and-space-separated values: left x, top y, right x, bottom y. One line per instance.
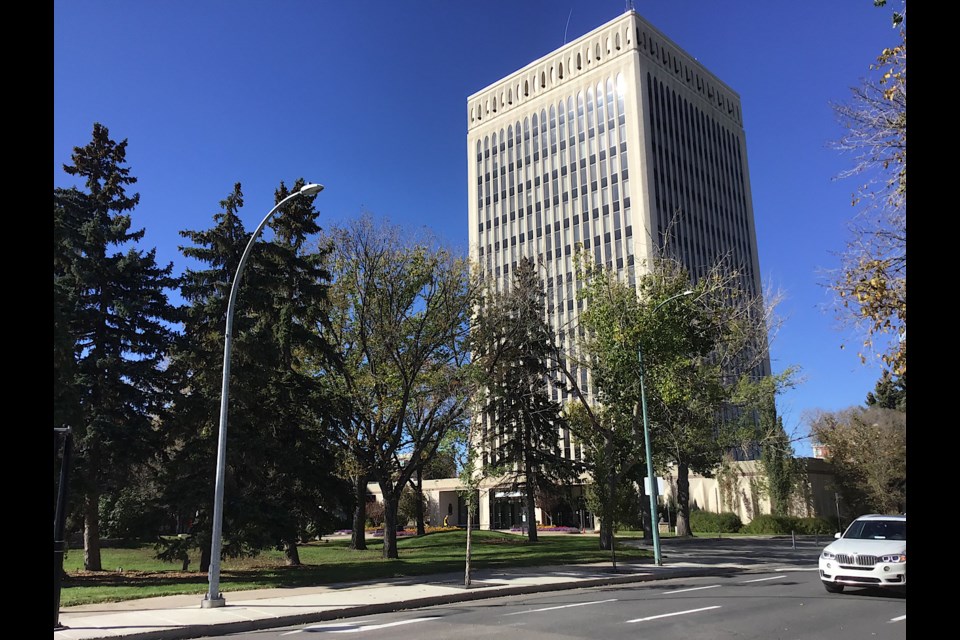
467, 10, 769, 528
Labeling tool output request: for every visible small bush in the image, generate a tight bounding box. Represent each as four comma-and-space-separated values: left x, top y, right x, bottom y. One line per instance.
791, 516, 834, 535
689, 510, 742, 534
742, 514, 793, 534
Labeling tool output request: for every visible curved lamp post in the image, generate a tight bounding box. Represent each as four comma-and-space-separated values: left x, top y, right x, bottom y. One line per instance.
639, 289, 693, 567
203, 182, 324, 608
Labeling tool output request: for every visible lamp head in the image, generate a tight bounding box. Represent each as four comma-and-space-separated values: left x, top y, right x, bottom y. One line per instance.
299, 183, 324, 196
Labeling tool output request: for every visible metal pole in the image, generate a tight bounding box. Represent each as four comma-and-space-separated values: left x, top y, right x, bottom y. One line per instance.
835, 492, 842, 534
637, 290, 692, 566
203, 184, 323, 608
638, 349, 661, 566
54, 427, 73, 630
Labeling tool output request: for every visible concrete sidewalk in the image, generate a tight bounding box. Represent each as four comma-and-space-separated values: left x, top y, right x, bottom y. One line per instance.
54, 535, 820, 640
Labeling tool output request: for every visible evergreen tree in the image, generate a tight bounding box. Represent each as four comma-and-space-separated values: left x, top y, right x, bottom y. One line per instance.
865, 370, 906, 412
54, 123, 178, 570
164, 180, 349, 569
240, 178, 348, 565
471, 257, 577, 543
160, 183, 250, 572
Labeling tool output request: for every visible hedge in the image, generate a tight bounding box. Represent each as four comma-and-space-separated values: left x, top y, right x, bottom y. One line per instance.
689, 510, 742, 534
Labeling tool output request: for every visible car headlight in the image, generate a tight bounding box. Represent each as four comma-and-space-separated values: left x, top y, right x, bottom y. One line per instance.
880, 553, 906, 563
821, 550, 835, 559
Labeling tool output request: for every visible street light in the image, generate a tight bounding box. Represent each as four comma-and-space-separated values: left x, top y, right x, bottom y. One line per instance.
638, 289, 694, 567
203, 182, 324, 608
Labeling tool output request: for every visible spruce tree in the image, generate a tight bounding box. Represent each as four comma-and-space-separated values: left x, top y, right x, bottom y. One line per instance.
161, 183, 250, 571
239, 178, 347, 565
471, 257, 576, 542
165, 180, 348, 568
54, 123, 178, 570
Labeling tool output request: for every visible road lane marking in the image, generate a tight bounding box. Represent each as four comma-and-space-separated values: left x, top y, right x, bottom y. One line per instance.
741, 575, 787, 583
282, 621, 374, 634
890, 615, 906, 622
627, 605, 721, 623
291, 617, 440, 633
503, 598, 618, 616
662, 584, 721, 594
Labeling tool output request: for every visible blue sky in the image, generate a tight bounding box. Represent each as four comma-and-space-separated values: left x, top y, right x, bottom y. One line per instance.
54, 1, 900, 456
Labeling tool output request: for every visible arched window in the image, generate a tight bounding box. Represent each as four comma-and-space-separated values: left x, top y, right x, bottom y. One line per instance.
577, 52, 582, 70
541, 71, 546, 88
595, 43, 601, 60
524, 80, 529, 97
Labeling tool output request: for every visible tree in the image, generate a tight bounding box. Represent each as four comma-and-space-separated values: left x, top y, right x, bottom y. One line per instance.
731, 370, 801, 516
236, 178, 349, 565
161, 182, 250, 572
808, 405, 906, 514
640, 256, 773, 537
406, 424, 460, 535
163, 180, 349, 569
865, 370, 906, 411
829, 2, 906, 377
470, 257, 578, 543
322, 214, 474, 559
560, 257, 653, 552
569, 248, 776, 539
54, 123, 178, 570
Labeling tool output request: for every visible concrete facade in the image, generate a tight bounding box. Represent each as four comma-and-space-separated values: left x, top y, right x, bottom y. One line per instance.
366, 458, 837, 530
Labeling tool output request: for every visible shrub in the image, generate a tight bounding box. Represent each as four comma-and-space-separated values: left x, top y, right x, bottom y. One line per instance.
741, 514, 793, 534
365, 501, 385, 527
791, 516, 834, 535
689, 510, 742, 534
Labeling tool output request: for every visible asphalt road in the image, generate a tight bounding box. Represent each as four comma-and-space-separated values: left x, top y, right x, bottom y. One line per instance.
193, 536, 907, 639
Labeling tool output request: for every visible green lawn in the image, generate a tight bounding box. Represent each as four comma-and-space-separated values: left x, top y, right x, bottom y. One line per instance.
60, 530, 651, 607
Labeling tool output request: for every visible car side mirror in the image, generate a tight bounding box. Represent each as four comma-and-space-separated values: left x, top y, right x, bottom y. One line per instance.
834, 532, 842, 539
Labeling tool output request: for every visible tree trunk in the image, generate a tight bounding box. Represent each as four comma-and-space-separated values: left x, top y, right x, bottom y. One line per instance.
381, 489, 399, 559
199, 543, 211, 574
350, 474, 368, 551
675, 462, 693, 537
283, 539, 301, 566
415, 468, 426, 536
638, 480, 651, 540
83, 488, 102, 571
524, 462, 538, 543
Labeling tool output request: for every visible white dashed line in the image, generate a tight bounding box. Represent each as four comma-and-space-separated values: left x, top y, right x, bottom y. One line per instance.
662, 584, 722, 594
503, 598, 618, 616
291, 617, 439, 634
890, 614, 906, 622
741, 575, 787, 583
627, 605, 722, 623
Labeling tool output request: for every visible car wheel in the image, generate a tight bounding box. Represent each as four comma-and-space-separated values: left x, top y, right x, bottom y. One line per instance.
822, 581, 844, 593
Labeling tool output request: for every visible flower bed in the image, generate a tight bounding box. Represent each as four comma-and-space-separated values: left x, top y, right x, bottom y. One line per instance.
509, 525, 582, 533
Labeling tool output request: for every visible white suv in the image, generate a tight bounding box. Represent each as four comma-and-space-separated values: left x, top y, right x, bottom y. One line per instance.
819, 513, 906, 594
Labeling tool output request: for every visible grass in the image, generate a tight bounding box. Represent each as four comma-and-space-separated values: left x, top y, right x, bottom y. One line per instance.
60, 530, 651, 607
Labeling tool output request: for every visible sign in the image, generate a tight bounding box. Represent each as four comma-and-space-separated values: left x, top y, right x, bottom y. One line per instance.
643, 477, 666, 496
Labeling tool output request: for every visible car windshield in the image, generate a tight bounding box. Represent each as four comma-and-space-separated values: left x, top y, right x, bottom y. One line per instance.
844, 519, 906, 540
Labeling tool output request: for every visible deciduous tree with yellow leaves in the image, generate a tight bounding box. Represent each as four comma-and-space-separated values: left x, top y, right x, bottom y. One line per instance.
830, 1, 906, 377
